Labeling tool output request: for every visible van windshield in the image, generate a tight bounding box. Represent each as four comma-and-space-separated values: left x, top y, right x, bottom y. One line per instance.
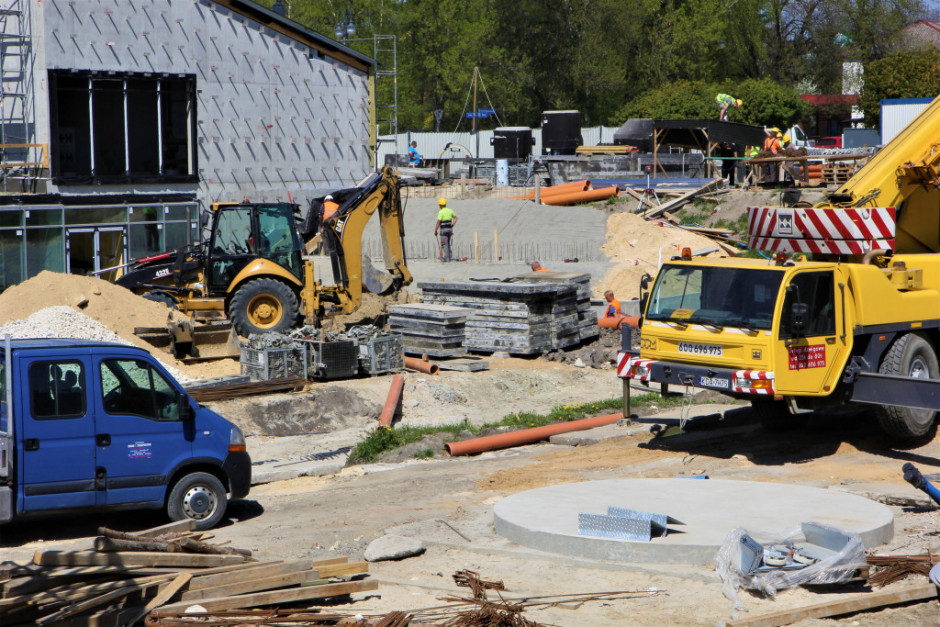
647, 264, 784, 330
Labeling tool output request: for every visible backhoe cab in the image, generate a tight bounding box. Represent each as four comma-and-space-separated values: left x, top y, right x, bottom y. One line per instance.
117, 167, 411, 337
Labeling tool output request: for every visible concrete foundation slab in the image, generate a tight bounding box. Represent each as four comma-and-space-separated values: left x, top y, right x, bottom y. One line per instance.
494, 479, 893, 565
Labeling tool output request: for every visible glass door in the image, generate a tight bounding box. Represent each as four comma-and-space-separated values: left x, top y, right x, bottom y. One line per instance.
67, 227, 127, 281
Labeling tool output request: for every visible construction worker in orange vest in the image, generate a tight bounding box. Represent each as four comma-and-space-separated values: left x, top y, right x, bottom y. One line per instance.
603, 290, 622, 318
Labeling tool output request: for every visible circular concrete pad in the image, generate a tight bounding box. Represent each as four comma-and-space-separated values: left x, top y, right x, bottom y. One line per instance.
494, 479, 893, 565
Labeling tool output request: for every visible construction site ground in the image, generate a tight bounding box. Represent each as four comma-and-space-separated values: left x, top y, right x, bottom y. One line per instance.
1, 188, 939, 625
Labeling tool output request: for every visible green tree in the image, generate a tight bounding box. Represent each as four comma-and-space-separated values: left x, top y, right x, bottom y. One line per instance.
858, 49, 940, 126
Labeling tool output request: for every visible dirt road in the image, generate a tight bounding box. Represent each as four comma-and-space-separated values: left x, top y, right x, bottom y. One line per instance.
3, 358, 938, 626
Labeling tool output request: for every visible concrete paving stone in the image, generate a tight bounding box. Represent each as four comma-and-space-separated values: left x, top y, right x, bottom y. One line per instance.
250, 455, 348, 485
493, 479, 894, 565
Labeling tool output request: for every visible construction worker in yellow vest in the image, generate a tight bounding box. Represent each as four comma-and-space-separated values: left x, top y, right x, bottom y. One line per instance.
716, 93, 743, 121
434, 198, 457, 262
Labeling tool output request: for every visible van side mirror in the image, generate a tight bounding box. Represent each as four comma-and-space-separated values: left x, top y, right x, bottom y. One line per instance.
178, 394, 195, 421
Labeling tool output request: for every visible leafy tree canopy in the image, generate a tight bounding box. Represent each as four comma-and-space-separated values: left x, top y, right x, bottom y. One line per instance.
858, 49, 940, 126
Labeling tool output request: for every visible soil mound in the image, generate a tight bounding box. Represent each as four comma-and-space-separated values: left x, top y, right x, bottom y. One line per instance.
596, 212, 720, 299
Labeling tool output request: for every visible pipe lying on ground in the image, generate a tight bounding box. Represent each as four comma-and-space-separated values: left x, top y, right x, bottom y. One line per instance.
404, 356, 439, 375
541, 186, 620, 206
378, 373, 405, 428
445, 412, 622, 456
509, 180, 591, 200
597, 315, 640, 329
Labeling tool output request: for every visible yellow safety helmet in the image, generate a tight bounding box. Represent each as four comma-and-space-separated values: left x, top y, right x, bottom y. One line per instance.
770, 127, 780, 134
735, 99, 743, 107
782, 134, 791, 143
438, 198, 447, 206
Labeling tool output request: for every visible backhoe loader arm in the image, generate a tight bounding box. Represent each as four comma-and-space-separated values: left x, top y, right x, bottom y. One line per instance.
318, 166, 412, 314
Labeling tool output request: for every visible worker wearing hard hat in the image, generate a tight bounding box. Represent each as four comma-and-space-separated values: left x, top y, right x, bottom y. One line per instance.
322, 195, 340, 222
716, 93, 743, 121
434, 198, 457, 262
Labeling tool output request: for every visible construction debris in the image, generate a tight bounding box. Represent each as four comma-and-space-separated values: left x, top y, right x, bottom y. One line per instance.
186, 376, 307, 402
0, 520, 374, 625
867, 552, 938, 587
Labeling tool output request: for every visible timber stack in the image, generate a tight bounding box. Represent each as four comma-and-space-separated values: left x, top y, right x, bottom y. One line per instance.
0, 520, 375, 625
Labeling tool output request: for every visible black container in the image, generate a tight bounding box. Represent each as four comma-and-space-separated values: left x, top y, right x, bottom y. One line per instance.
491, 126, 534, 160
541, 110, 582, 155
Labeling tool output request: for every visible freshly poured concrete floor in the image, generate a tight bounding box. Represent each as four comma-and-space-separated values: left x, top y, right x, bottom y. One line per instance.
493, 479, 894, 565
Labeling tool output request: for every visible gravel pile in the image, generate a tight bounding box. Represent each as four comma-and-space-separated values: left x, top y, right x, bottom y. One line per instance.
0, 306, 189, 383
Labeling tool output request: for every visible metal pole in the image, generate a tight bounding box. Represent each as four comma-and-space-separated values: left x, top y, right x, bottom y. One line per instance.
472, 67, 479, 158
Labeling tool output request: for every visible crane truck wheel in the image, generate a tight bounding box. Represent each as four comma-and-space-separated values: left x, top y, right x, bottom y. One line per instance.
751, 397, 805, 432
875, 333, 939, 439
229, 278, 299, 336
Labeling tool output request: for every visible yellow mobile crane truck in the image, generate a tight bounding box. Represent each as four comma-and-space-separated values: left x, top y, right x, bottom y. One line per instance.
619, 95, 940, 440
117, 167, 412, 338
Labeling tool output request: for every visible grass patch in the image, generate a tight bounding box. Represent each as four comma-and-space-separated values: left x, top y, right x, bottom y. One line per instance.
349, 393, 685, 464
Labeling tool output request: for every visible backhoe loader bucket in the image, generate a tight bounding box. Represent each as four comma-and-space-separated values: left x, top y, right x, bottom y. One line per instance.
134, 320, 241, 363
362, 254, 394, 294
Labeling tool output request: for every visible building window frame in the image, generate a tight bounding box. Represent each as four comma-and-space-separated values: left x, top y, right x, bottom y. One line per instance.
48, 70, 199, 185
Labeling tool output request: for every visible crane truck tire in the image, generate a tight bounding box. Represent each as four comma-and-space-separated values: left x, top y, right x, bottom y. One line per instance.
751, 397, 805, 432
875, 332, 939, 439
166, 471, 228, 530
229, 278, 299, 336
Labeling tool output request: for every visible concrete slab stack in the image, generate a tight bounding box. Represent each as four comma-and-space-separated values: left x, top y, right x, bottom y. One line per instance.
515, 272, 599, 343
418, 279, 582, 355
388, 304, 470, 357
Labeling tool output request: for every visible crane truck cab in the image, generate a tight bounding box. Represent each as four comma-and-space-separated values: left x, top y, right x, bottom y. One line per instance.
0, 339, 250, 530
623, 94, 940, 441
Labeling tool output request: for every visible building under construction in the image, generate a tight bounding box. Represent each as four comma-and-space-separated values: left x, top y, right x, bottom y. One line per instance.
0, 0, 375, 289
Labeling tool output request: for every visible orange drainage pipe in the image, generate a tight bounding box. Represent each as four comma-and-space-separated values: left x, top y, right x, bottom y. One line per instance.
509, 180, 591, 200
378, 373, 405, 428
541, 186, 620, 206
445, 412, 622, 456
597, 315, 640, 329
404, 356, 439, 375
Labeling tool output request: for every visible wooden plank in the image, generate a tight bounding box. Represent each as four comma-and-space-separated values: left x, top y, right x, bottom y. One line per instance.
643, 178, 722, 218
37, 577, 167, 625
316, 561, 369, 578
33, 550, 246, 568
159, 579, 379, 612
727, 583, 939, 627
125, 572, 193, 626
312, 556, 350, 567
134, 519, 197, 539
181, 570, 319, 601
187, 560, 313, 591
1, 574, 170, 608
3, 565, 145, 597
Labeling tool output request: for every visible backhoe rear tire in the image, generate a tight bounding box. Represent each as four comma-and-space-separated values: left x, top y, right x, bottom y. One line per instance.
229, 278, 299, 336
875, 333, 939, 439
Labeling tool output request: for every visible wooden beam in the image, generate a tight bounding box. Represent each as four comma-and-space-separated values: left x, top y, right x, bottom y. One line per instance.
642, 178, 723, 218
158, 579, 379, 612
188, 560, 314, 591
181, 570, 319, 601
133, 519, 197, 539
727, 583, 939, 627
33, 550, 246, 568
125, 573, 193, 626
315, 561, 369, 578
37, 577, 167, 625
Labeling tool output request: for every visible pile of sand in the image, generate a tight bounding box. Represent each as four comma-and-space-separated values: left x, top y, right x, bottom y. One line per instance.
0, 271, 239, 380
595, 212, 722, 300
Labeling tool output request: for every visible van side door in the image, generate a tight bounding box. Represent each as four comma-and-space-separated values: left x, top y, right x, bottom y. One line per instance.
18, 356, 98, 513
92, 355, 193, 506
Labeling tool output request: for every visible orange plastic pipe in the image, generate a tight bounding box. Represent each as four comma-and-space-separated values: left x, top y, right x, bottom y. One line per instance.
378, 373, 405, 427
445, 412, 622, 456
597, 315, 640, 329
404, 356, 439, 375
541, 186, 620, 206
509, 180, 591, 200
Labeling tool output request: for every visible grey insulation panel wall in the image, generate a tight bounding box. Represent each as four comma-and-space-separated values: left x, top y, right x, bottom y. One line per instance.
40, 0, 370, 203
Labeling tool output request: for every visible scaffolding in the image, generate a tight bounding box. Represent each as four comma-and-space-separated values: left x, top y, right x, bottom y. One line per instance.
371, 35, 398, 137
0, 0, 42, 190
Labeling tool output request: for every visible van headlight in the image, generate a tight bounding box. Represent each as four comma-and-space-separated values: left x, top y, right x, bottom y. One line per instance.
229, 425, 247, 453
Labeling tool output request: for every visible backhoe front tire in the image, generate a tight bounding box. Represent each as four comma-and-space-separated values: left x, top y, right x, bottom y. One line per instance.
875, 333, 939, 439
229, 278, 299, 336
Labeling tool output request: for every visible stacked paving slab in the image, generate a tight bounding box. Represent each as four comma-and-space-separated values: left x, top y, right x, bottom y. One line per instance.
514, 272, 599, 343
418, 278, 583, 355
388, 304, 470, 357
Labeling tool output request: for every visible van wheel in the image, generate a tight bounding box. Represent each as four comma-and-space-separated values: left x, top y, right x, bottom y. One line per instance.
751, 398, 805, 432
229, 278, 298, 336
167, 472, 228, 531
876, 333, 939, 438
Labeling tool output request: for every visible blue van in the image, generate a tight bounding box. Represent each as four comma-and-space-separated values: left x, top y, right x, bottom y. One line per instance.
0, 339, 250, 530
